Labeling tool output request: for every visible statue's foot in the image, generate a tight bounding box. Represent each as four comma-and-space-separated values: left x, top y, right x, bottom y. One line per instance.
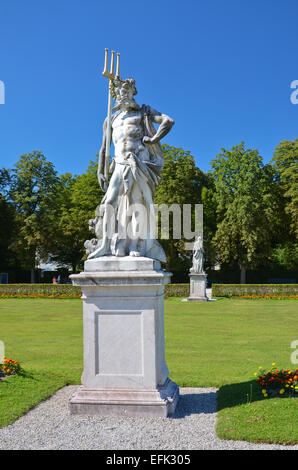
114, 239, 126, 257
87, 241, 109, 259
114, 248, 125, 257
129, 251, 141, 257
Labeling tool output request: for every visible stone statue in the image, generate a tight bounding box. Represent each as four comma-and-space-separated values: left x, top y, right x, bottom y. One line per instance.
70, 50, 180, 418
190, 234, 205, 274
85, 73, 174, 262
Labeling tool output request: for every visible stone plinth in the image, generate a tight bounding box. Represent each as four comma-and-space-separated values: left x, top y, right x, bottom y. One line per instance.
184, 272, 208, 301
69, 256, 179, 417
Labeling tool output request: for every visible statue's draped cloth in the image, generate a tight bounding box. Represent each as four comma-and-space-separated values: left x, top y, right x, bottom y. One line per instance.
95, 105, 166, 262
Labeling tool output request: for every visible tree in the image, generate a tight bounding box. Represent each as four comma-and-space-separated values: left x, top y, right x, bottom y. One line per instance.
0, 167, 10, 193
210, 142, 276, 283
269, 139, 298, 273
154, 144, 204, 274
200, 175, 218, 270
48, 159, 103, 272
0, 168, 16, 272
271, 139, 298, 237
9, 151, 60, 282
271, 241, 298, 271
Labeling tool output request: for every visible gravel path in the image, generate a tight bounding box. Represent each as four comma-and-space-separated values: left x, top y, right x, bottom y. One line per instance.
0, 386, 297, 450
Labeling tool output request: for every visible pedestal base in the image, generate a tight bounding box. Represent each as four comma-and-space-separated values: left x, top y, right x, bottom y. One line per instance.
184, 272, 208, 302
69, 256, 179, 418
183, 296, 208, 301
69, 378, 179, 418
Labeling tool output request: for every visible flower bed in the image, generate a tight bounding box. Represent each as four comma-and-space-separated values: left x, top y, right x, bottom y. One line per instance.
239, 294, 298, 300
254, 363, 298, 398
0, 357, 21, 377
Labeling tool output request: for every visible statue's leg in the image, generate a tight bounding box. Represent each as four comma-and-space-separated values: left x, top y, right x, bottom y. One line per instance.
88, 166, 123, 259
114, 238, 126, 257
128, 181, 144, 257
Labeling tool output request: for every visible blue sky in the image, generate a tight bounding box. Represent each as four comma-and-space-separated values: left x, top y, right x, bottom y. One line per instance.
0, 0, 297, 176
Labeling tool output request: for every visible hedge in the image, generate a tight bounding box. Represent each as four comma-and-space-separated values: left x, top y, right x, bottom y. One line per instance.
0, 283, 82, 298
212, 284, 298, 298
165, 283, 189, 298
0, 283, 190, 298
1, 283, 297, 299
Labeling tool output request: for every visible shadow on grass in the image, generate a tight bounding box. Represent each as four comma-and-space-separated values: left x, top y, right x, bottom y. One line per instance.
0, 369, 35, 382
0, 368, 68, 386
16, 368, 35, 380
217, 380, 268, 411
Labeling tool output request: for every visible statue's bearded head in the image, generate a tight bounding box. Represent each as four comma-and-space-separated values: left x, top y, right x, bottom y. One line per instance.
112, 77, 139, 111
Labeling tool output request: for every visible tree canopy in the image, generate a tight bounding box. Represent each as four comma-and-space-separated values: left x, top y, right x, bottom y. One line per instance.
47, 160, 103, 272
8, 151, 60, 280
210, 142, 278, 282
1, 139, 297, 282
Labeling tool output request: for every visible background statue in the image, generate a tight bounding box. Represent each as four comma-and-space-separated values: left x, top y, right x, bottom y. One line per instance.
190, 234, 205, 273
85, 67, 174, 262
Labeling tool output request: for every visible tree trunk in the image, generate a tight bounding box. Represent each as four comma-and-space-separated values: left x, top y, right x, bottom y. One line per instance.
30, 246, 36, 283
240, 264, 246, 284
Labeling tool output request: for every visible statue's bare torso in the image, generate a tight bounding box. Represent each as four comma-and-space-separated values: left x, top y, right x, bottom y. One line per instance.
113, 109, 150, 163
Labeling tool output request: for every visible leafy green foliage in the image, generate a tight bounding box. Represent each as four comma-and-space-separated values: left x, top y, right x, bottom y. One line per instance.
201, 178, 217, 268
0, 138, 296, 279
0, 283, 189, 298
155, 144, 204, 272
212, 283, 298, 297
211, 143, 277, 279
271, 241, 298, 270
0, 196, 16, 271
47, 159, 103, 272
8, 152, 60, 273
272, 138, 298, 237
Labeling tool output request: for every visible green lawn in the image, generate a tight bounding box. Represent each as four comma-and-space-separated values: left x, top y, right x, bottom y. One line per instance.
164, 298, 298, 444
0, 297, 297, 444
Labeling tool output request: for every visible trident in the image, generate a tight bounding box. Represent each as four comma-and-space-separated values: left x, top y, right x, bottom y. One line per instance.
102, 48, 120, 191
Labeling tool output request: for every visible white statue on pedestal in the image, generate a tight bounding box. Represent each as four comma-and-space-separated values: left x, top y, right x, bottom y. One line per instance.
85, 57, 174, 262
70, 50, 179, 418
190, 234, 205, 274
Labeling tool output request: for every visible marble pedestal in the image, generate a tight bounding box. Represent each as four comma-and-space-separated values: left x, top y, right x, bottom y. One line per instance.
185, 272, 208, 301
69, 256, 179, 417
